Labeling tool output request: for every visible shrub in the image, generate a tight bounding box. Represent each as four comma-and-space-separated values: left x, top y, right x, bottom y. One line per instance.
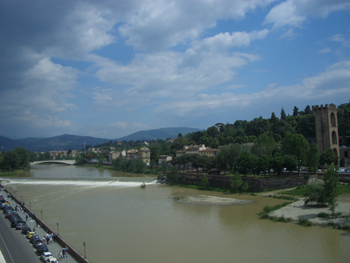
297, 218, 312, 227
317, 212, 330, 218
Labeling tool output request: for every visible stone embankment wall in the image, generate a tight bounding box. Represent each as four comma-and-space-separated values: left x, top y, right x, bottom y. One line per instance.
171, 173, 307, 191
2, 187, 89, 263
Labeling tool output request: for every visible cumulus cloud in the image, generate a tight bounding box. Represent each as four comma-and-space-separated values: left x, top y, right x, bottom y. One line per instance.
152, 60, 350, 118
118, 0, 275, 51
87, 49, 261, 108
264, 0, 350, 29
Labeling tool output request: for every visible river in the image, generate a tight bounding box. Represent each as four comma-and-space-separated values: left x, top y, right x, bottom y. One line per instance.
1, 164, 350, 263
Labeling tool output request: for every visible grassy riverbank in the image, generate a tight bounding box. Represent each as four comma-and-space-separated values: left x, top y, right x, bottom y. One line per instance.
0, 169, 29, 177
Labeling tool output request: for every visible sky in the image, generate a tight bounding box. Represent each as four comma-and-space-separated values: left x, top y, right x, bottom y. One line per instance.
0, 0, 350, 140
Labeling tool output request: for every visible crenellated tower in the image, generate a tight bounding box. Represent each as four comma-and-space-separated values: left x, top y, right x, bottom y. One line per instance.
312, 104, 339, 160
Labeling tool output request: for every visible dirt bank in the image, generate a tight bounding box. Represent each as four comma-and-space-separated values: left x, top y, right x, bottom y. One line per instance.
269, 195, 350, 227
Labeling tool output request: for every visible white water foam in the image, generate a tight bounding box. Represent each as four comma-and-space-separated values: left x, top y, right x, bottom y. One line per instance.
0, 178, 158, 188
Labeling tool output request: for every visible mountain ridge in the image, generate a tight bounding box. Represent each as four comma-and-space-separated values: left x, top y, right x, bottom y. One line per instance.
0, 127, 201, 152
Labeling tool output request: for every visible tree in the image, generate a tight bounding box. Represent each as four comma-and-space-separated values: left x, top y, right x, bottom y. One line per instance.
305, 180, 325, 205
161, 161, 169, 174
2, 151, 20, 172
230, 172, 243, 193
270, 112, 278, 123
319, 149, 338, 166
98, 156, 104, 167
200, 176, 210, 190
307, 143, 319, 172
257, 155, 269, 176
282, 133, 309, 173
135, 159, 146, 173
149, 144, 161, 162
323, 164, 339, 216
270, 153, 284, 176
304, 105, 312, 115
293, 106, 299, 116
13, 147, 30, 169
168, 166, 179, 184
215, 144, 242, 174
236, 151, 253, 175
283, 154, 298, 174
281, 108, 287, 120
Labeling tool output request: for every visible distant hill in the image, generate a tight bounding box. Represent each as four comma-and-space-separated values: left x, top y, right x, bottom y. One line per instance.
0, 134, 110, 152
116, 127, 202, 141
0, 128, 202, 152
0, 136, 19, 151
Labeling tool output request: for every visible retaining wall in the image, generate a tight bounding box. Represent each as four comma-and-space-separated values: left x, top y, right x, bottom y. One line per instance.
2, 186, 90, 263
171, 173, 307, 191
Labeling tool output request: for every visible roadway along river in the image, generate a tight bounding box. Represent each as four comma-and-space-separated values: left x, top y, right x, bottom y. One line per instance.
1, 164, 350, 263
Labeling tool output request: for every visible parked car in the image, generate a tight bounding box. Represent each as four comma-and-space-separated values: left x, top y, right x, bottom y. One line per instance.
33, 239, 44, 249
30, 235, 41, 244
3, 206, 14, 214
21, 225, 31, 235
0, 203, 9, 210
15, 221, 26, 230
36, 244, 49, 255
40, 252, 52, 262
11, 218, 25, 228
47, 258, 58, 263
26, 231, 36, 239
5, 210, 18, 219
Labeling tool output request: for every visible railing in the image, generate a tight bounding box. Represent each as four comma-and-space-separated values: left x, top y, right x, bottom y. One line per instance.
2, 186, 90, 263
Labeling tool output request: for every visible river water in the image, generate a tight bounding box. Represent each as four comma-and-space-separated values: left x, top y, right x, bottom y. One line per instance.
1, 164, 350, 263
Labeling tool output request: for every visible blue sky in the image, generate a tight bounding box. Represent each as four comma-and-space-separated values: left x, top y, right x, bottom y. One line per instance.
0, 0, 349, 139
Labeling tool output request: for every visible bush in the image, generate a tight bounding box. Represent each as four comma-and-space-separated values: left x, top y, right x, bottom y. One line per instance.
200, 176, 210, 190
297, 218, 312, 227
317, 212, 330, 218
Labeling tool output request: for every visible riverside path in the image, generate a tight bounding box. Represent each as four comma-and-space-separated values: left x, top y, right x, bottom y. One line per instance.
0, 188, 87, 263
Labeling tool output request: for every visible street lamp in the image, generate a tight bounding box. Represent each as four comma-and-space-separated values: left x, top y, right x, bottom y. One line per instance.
57, 223, 59, 236
83, 242, 86, 259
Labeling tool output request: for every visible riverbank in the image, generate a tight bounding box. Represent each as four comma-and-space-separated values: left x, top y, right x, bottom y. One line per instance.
266, 194, 350, 228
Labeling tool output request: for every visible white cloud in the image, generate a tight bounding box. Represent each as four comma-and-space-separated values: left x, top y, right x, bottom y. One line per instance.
318, 47, 332, 53
118, 0, 275, 51
0, 58, 79, 132
329, 34, 350, 47
264, 0, 305, 29
194, 29, 269, 51
152, 60, 350, 118
280, 28, 297, 39
264, 0, 350, 29
87, 48, 261, 109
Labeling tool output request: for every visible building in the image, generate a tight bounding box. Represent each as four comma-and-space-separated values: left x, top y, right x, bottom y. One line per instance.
199, 148, 218, 158
312, 104, 340, 161
137, 147, 151, 164
184, 144, 206, 154
108, 150, 126, 162
175, 150, 186, 157
339, 147, 350, 168
158, 155, 172, 164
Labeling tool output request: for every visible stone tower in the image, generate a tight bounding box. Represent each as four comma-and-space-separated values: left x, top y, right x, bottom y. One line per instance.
312, 104, 339, 158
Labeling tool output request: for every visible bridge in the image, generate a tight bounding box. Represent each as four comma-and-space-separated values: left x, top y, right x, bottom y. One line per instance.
30, 160, 76, 166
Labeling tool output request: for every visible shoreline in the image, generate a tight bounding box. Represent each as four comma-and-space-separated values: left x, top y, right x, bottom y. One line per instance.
268, 196, 350, 228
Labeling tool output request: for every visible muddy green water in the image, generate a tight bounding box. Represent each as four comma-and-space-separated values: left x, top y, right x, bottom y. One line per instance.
2, 164, 350, 263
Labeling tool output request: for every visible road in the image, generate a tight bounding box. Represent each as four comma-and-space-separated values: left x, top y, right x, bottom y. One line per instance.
0, 211, 40, 263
